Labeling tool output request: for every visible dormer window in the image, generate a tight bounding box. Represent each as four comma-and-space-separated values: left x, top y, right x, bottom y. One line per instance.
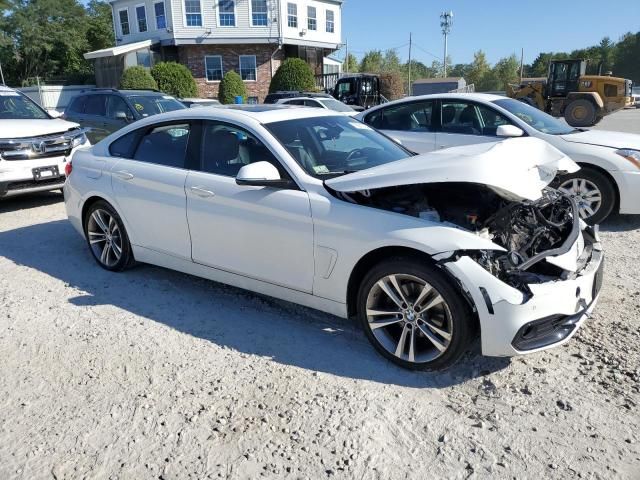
219, 0, 236, 27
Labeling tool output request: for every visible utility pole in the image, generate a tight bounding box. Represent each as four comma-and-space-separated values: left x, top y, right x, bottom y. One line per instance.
344, 39, 349, 74
408, 32, 412, 95
440, 11, 453, 77
519, 48, 524, 82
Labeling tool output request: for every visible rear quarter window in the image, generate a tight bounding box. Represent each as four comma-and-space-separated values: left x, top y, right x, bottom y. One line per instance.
109, 130, 140, 158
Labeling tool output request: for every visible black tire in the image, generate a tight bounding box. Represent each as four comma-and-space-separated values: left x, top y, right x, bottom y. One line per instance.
564, 99, 597, 127
356, 257, 475, 371
556, 167, 616, 224
83, 200, 134, 271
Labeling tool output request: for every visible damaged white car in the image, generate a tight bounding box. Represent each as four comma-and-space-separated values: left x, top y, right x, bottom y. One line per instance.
64, 107, 604, 370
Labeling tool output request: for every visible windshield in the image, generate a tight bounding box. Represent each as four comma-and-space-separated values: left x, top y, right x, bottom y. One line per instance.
127, 95, 185, 117
0, 91, 50, 120
319, 98, 355, 113
266, 116, 411, 178
492, 98, 576, 135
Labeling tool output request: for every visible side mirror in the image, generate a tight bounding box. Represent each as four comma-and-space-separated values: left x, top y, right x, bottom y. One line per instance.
496, 125, 524, 138
48, 109, 62, 118
115, 111, 132, 122
235, 161, 293, 188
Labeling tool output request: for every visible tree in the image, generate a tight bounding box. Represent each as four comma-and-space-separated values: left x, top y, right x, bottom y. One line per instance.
86, 0, 114, 53
120, 66, 157, 90
218, 71, 247, 104
269, 57, 315, 93
379, 72, 404, 100
614, 32, 640, 84
344, 53, 358, 73
381, 49, 401, 72
359, 50, 383, 73
465, 50, 491, 91
491, 54, 520, 90
151, 62, 198, 98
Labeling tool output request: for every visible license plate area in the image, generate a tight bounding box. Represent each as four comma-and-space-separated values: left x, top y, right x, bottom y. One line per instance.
32, 166, 59, 181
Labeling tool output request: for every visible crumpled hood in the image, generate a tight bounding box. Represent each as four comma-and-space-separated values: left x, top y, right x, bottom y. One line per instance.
326, 137, 579, 201
560, 129, 640, 150
0, 119, 80, 139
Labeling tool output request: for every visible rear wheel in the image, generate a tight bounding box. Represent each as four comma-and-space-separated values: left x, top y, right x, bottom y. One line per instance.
557, 167, 616, 224
357, 258, 474, 371
564, 99, 597, 127
84, 201, 134, 271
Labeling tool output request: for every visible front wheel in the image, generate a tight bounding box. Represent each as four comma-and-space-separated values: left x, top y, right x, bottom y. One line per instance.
84, 200, 134, 271
564, 99, 597, 127
357, 258, 474, 371
557, 167, 616, 224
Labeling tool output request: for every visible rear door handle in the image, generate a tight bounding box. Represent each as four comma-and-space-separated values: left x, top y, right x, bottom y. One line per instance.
114, 170, 134, 180
189, 185, 215, 198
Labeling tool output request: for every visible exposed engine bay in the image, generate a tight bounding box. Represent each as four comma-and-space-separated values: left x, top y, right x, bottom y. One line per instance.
332, 182, 580, 289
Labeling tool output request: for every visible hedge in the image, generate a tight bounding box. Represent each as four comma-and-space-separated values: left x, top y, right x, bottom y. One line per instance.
119, 66, 158, 90
218, 71, 247, 104
269, 58, 315, 93
150, 62, 198, 98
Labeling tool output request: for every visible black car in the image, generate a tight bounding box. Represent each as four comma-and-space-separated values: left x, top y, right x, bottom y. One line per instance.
63, 89, 186, 143
263, 91, 333, 104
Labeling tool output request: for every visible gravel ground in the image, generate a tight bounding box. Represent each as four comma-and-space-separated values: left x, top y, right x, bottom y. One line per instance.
1, 113, 639, 480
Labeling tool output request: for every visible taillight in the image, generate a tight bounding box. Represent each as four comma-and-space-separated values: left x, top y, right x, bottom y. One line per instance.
64, 161, 72, 176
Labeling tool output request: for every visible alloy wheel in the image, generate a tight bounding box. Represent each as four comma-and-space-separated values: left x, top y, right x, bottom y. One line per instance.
558, 178, 602, 220
365, 274, 453, 363
87, 209, 123, 268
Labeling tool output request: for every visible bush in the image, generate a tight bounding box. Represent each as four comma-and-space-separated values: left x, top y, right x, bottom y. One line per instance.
269, 58, 315, 93
150, 62, 198, 98
218, 71, 247, 104
119, 66, 157, 90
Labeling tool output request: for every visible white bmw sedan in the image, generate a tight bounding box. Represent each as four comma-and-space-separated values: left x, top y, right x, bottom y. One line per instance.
64, 106, 604, 370
356, 93, 640, 224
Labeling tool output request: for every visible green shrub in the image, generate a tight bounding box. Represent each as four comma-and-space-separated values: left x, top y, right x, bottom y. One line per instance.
150, 62, 198, 98
119, 66, 158, 90
218, 71, 247, 104
269, 58, 315, 93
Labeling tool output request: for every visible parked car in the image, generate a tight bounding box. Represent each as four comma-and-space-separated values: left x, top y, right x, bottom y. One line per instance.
0, 85, 88, 198
64, 106, 604, 371
276, 96, 358, 116
357, 93, 640, 224
181, 98, 222, 108
63, 88, 185, 144
263, 91, 333, 104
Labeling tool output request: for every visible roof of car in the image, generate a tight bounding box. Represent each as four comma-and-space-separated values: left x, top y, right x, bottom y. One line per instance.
360, 92, 508, 114
78, 88, 171, 97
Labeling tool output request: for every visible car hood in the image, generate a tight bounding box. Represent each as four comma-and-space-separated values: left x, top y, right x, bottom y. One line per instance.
0, 119, 81, 139
326, 137, 579, 201
560, 129, 640, 150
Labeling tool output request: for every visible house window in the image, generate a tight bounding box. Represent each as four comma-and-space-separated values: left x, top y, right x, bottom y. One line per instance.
307, 6, 316, 31
287, 3, 297, 28
326, 10, 334, 33
184, 0, 202, 27
136, 5, 148, 33
239, 55, 257, 81
154, 1, 166, 29
251, 0, 268, 26
205, 56, 223, 82
119, 8, 130, 36
219, 0, 235, 27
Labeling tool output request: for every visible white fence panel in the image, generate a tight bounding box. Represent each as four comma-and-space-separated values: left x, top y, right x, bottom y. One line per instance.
18, 85, 95, 112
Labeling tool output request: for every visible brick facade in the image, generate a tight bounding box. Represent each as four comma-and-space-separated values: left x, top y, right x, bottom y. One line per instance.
178, 44, 285, 103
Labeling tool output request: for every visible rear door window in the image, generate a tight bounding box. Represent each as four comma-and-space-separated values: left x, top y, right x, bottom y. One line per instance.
133, 123, 191, 168
440, 101, 482, 135
84, 95, 107, 116
364, 101, 434, 132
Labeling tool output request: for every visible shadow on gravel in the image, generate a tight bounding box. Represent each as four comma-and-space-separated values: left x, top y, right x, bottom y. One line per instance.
600, 213, 640, 233
0, 191, 63, 214
0, 219, 510, 388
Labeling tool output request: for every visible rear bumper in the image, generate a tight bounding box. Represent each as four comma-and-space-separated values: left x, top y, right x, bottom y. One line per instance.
443, 226, 604, 357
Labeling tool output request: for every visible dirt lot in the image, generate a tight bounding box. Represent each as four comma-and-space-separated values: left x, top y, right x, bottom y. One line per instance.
1, 115, 640, 479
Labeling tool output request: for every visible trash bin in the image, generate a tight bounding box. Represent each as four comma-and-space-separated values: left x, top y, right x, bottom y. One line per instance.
234, 96, 243, 104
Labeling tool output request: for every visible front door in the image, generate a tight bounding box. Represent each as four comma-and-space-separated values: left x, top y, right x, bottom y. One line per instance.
110, 121, 193, 259
185, 121, 315, 292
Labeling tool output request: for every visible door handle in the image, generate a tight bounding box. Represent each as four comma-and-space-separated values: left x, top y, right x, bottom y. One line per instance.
189, 185, 215, 198
114, 170, 134, 180
438, 145, 447, 149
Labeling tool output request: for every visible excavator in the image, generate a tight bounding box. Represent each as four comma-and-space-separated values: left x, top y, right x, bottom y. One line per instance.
506, 59, 633, 127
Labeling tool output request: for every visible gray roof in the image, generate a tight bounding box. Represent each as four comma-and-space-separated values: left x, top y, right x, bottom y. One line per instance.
413, 77, 463, 84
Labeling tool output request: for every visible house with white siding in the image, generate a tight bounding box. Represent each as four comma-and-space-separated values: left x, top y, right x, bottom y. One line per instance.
84, 0, 343, 102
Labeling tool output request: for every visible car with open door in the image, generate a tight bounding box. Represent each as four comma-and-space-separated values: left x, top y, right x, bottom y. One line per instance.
357, 93, 640, 224
64, 105, 604, 371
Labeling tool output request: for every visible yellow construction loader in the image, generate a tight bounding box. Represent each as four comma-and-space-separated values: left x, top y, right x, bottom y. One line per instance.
506, 59, 633, 127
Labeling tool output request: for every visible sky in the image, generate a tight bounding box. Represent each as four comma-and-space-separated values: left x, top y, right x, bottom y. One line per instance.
338, 0, 640, 66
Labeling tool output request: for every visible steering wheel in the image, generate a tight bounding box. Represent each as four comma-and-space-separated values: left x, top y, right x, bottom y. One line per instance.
345, 148, 365, 163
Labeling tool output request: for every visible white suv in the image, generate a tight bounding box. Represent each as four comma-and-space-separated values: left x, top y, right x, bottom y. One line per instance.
0, 85, 88, 198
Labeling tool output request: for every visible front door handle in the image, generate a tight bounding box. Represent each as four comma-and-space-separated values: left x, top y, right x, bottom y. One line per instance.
189, 185, 215, 198
114, 170, 134, 180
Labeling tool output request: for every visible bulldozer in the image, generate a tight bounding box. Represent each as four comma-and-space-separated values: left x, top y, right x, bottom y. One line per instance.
506, 59, 633, 127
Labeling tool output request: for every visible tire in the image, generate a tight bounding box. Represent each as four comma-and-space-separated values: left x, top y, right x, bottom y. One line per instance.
83, 200, 134, 271
556, 167, 616, 224
356, 257, 475, 371
564, 99, 597, 127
